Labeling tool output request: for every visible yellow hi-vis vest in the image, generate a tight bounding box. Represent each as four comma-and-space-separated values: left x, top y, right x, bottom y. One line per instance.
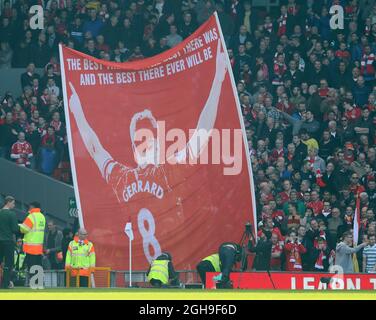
14, 251, 26, 270
65, 237, 96, 277
14, 251, 26, 278
147, 260, 169, 284
20, 209, 46, 255
202, 253, 221, 272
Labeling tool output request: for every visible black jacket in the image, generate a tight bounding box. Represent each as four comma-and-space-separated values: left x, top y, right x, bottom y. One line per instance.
322, 171, 339, 195
0, 209, 19, 242
248, 239, 272, 271
300, 235, 313, 271
0, 123, 17, 148
318, 139, 336, 159
283, 70, 304, 88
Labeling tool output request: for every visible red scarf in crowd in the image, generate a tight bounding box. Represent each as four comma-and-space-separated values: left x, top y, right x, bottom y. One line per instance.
289, 244, 302, 270
315, 250, 326, 270
277, 14, 287, 36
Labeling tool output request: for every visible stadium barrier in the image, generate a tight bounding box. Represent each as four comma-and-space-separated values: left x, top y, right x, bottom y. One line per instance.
65, 267, 111, 288
113, 270, 202, 288
44, 270, 66, 288
42, 269, 200, 288
6, 268, 376, 290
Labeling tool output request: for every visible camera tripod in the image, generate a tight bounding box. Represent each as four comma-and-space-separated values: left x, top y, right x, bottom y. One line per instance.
239, 222, 254, 271
238, 222, 276, 289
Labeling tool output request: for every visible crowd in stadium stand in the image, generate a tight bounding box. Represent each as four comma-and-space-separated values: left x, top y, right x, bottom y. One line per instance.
1, 0, 376, 273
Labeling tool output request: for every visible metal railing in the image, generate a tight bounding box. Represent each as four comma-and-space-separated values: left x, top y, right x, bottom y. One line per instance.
17, 268, 201, 288
111, 270, 201, 288
43, 270, 66, 288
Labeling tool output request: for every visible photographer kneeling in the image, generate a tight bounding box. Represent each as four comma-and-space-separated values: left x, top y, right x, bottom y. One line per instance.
217, 242, 242, 289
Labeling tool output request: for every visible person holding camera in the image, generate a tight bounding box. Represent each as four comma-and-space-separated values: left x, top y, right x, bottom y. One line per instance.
248, 230, 272, 271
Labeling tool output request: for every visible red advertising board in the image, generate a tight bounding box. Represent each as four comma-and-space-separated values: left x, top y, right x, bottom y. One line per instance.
206, 272, 376, 290
59, 14, 257, 271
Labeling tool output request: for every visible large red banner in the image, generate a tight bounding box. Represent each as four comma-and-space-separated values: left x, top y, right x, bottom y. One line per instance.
59, 14, 256, 271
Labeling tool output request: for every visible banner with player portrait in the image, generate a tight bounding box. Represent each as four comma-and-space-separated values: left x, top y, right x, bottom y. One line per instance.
59, 14, 257, 271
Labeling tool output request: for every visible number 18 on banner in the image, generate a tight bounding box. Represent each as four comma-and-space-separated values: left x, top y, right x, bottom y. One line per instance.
124, 222, 134, 287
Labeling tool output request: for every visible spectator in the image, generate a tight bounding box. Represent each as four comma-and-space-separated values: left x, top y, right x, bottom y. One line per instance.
363, 234, 376, 273
0, 196, 18, 289
39, 126, 58, 175
360, 45, 375, 83
260, 217, 283, 242
306, 218, 323, 246
301, 111, 320, 139
0, 111, 18, 158
286, 203, 301, 230
309, 237, 330, 272
327, 208, 343, 249
297, 224, 311, 269
354, 108, 374, 140
270, 233, 283, 271
335, 231, 368, 273
0, 41, 13, 69
30, 32, 51, 68
353, 76, 371, 107
46, 78, 60, 98
322, 162, 338, 194
318, 130, 335, 160
284, 229, 306, 271
249, 230, 272, 271
10, 131, 33, 168
62, 227, 73, 262
166, 25, 182, 48
83, 39, 100, 58
21, 63, 40, 89
83, 9, 104, 38
282, 190, 305, 217
44, 219, 63, 270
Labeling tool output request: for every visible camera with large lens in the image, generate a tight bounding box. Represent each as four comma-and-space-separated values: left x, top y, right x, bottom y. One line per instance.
245, 222, 252, 234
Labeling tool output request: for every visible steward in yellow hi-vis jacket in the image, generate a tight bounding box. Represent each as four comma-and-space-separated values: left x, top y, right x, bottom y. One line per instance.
147, 252, 179, 287
19, 202, 46, 270
65, 228, 95, 287
196, 253, 221, 287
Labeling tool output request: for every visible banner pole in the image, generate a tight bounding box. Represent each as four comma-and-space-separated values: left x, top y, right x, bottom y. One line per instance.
213, 12, 258, 241
124, 222, 134, 287
58, 43, 85, 229
129, 236, 132, 288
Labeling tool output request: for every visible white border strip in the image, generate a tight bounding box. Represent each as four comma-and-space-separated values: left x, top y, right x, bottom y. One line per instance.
214, 12, 258, 240
59, 43, 85, 229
